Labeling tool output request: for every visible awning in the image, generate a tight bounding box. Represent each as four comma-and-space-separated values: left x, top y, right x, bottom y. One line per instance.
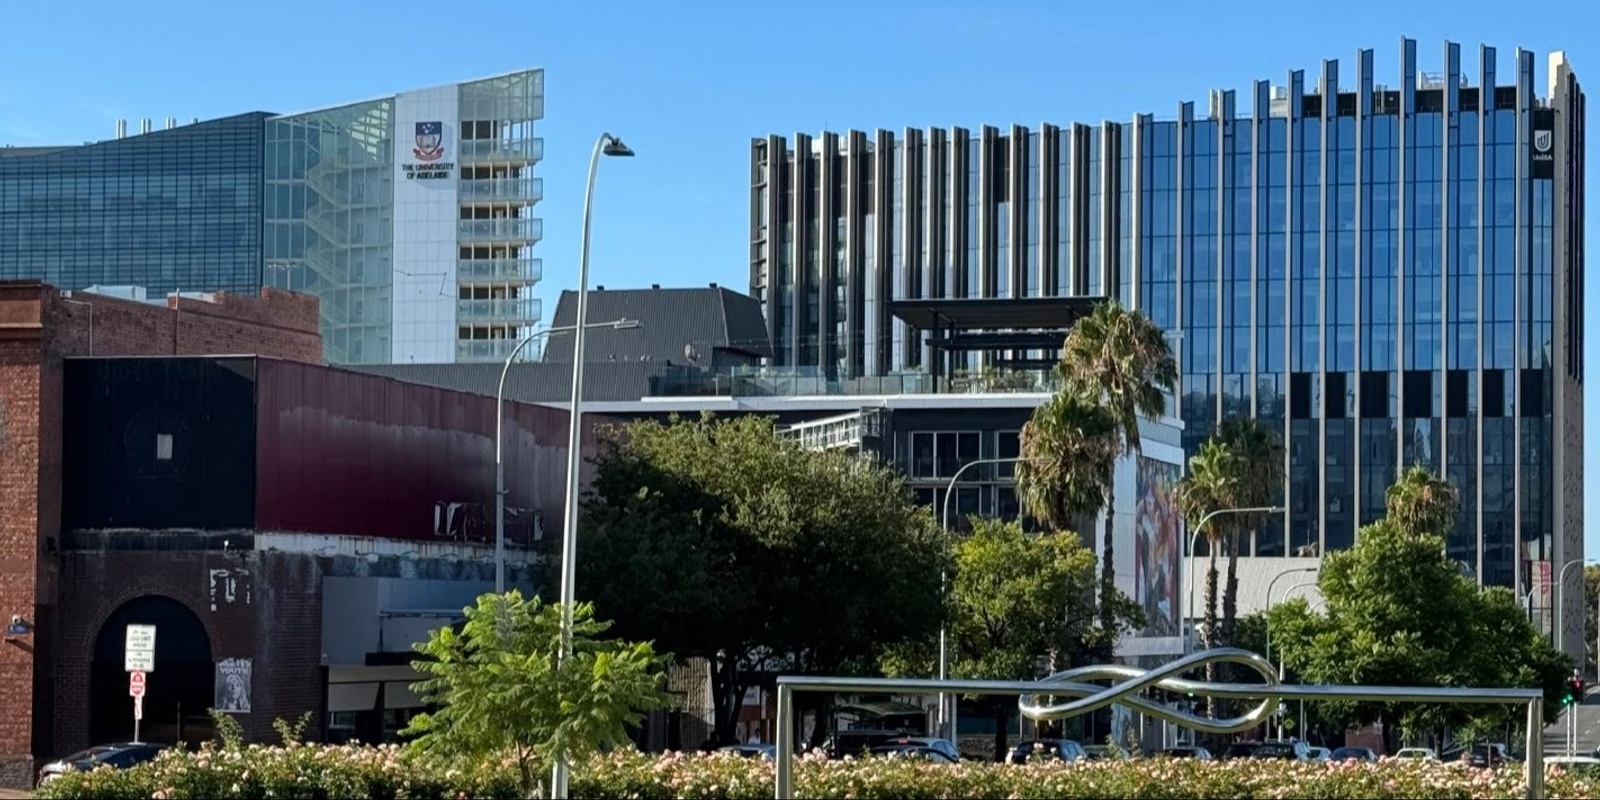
328, 682, 380, 713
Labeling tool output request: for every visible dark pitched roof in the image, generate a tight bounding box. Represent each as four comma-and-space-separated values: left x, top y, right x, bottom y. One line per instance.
342, 360, 664, 404
541, 285, 773, 364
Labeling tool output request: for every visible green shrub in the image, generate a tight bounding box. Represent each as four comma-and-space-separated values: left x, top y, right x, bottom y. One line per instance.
34, 744, 1600, 799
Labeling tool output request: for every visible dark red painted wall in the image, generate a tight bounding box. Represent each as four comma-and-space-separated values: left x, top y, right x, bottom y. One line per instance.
254, 359, 607, 545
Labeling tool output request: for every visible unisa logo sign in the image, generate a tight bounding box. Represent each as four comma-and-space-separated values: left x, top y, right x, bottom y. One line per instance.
1534, 129, 1554, 155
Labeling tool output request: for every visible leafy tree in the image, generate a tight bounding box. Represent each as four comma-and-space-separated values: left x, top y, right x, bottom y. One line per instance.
882, 518, 1141, 762
405, 592, 670, 799
578, 414, 945, 746
1025, 300, 1177, 633
1268, 468, 1571, 750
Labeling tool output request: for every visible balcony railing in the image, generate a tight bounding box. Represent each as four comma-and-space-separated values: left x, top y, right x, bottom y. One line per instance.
457, 257, 542, 283
458, 219, 542, 243
459, 177, 543, 203
457, 139, 543, 163
457, 297, 542, 324
648, 365, 1062, 398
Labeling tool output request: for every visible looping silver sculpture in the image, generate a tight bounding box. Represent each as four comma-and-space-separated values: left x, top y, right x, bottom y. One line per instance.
1018, 647, 1281, 734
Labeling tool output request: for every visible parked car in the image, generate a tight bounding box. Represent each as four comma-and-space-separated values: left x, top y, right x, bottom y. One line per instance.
1459, 743, 1514, 769
1394, 747, 1439, 762
1250, 740, 1311, 761
1547, 755, 1600, 776
38, 743, 167, 786
1009, 739, 1087, 764
717, 744, 777, 761
1306, 746, 1332, 763
1155, 746, 1213, 760
870, 744, 959, 763
1330, 746, 1378, 762
1221, 741, 1263, 760
1081, 744, 1129, 761
875, 736, 961, 762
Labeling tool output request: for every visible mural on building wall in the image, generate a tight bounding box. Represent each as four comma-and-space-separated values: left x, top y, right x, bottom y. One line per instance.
215, 658, 252, 714
1133, 457, 1181, 638
208, 568, 252, 612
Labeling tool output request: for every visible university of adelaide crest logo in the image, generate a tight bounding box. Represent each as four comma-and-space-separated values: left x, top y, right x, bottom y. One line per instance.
413, 121, 445, 162
1534, 129, 1553, 154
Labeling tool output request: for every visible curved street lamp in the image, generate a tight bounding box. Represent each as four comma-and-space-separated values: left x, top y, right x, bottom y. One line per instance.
495, 318, 640, 593
551, 131, 634, 800
934, 455, 1045, 741
1182, 506, 1285, 653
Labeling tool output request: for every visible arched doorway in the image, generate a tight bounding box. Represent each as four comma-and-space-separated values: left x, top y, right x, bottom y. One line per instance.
90, 596, 215, 745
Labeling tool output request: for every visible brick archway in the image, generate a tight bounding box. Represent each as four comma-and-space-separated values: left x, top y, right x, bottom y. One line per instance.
86, 595, 217, 745
54, 574, 225, 758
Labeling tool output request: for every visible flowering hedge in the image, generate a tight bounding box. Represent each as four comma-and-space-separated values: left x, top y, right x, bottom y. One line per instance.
35, 743, 1600, 800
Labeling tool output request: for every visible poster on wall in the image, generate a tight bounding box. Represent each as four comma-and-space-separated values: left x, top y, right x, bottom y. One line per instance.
1133, 458, 1182, 638
214, 658, 252, 714
399, 120, 456, 182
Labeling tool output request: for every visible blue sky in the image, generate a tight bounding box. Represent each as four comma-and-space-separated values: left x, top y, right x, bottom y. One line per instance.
2, 0, 1597, 553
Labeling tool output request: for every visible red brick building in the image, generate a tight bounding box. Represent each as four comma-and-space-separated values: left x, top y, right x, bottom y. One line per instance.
0, 282, 323, 786
0, 282, 613, 789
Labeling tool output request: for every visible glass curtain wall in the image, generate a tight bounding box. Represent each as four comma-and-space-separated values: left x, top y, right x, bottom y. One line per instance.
265, 99, 395, 365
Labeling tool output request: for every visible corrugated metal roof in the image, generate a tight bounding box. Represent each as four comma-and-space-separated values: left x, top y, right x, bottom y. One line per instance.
342, 360, 664, 404
542, 286, 773, 363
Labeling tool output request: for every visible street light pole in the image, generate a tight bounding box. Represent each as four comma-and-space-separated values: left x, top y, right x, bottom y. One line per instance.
1555, 558, 1593, 655
495, 319, 640, 593
552, 132, 634, 800
1263, 566, 1319, 666
934, 456, 1044, 741
1269, 579, 1319, 740
1182, 506, 1285, 654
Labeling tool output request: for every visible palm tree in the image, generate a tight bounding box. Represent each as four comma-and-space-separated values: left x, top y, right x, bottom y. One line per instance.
1173, 439, 1237, 718
1214, 418, 1285, 646
1054, 300, 1178, 629
1385, 465, 1460, 538
1173, 440, 1237, 657
1016, 389, 1120, 532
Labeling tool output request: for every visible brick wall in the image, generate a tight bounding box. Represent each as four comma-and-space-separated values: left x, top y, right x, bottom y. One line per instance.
0, 281, 321, 787
52, 551, 325, 757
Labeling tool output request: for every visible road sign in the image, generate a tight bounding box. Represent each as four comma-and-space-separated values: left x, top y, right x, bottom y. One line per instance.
124, 624, 156, 673
128, 670, 146, 699
133, 695, 144, 722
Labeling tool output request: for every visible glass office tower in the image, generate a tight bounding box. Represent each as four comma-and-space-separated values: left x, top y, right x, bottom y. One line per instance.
0, 114, 269, 294
265, 69, 545, 365
750, 40, 1585, 651
0, 69, 542, 366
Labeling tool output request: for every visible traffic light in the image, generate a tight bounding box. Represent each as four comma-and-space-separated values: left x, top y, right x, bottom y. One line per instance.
1565, 675, 1585, 706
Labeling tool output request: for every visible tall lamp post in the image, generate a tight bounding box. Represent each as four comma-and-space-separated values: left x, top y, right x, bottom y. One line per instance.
935, 456, 1044, 741
551, 132, 633, 800
1182, 506, 1285, 654
1262, 566, 1319, 667
1554, 558, 1594, 655
1268, 579, 1320, 740
495, 318, 640, 593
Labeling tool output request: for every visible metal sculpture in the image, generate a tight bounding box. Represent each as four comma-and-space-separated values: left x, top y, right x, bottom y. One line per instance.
1018, 647, 1279, 734
772, 647, 1548, 800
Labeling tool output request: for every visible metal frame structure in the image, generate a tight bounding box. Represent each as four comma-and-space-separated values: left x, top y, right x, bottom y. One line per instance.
773, 648, 1547, 800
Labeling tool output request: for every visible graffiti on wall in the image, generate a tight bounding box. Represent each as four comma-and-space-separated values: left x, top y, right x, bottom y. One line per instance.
208, 568, 253, 612
433, 501, 543, 545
